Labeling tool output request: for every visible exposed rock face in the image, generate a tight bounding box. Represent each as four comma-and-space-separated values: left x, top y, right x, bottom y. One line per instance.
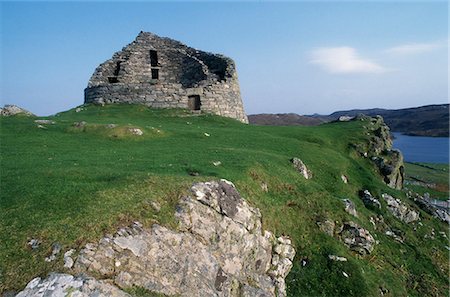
74, 180, 295, 296
368, 116, 404, 189
359, 190, 381, 210
0, 104, 34, 117
382, 193, 419, 223
291, 158, 312, 179
16, 273, 131, 297
316, 219, 335, 236
343, 199, 358, 217
372, 151, 404, 189
407, 191, 449, 224
338, 222, 375, 255
84, 32, 248, 123
354, 115, 404, 189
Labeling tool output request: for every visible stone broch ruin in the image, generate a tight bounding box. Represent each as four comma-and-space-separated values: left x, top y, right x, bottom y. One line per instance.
84, 31, 248, 123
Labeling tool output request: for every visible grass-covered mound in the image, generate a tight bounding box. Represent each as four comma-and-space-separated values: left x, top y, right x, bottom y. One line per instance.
1, 104, 448, 296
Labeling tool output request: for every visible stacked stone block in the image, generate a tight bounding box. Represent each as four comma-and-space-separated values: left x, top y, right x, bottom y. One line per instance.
84, 32, 248, 123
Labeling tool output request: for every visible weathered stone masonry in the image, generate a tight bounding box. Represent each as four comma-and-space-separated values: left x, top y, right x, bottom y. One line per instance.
84, 32, 248, 123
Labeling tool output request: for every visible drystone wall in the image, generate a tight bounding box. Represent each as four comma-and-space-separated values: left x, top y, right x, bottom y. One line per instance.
85, 32, 248, 123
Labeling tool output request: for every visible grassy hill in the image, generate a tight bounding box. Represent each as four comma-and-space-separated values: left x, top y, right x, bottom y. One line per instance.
1, 104, 448, 296
250, 104, 449, 137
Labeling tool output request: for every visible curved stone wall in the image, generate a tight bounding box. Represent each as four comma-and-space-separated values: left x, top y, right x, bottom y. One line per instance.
84, 32, 248, 123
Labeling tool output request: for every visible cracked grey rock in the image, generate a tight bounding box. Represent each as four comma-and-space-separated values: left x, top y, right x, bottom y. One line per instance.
73, 180, 295, 297
15, 273, 130, 297
339, 221, 375, 255
382, 193, 419, 223
291, 157, 312, 179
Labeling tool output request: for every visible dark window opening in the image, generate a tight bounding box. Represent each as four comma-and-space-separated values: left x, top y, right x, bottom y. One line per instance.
151, 68, 159, 79
188, 95, 201, 111
150, 50, 158, 66
108, 77, 119, 83
113, 61, 121, 76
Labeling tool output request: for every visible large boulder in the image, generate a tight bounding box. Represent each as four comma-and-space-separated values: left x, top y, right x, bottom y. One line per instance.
73, 180, 295, 297
382, 193, 419, 223
338, 221, 375, 255
342, 199, 358, 217
359, 190, 381, 210
291, 157, 312, 179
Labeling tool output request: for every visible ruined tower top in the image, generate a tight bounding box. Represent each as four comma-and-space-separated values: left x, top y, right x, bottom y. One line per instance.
84, 32, 248, 123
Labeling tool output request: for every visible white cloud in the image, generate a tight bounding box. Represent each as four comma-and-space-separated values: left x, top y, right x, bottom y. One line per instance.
310, 47, 387, 74
386, 41, 443, 55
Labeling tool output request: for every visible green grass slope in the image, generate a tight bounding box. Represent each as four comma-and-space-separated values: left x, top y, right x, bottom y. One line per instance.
1, 104, 448, 296
404, 162, 449, 200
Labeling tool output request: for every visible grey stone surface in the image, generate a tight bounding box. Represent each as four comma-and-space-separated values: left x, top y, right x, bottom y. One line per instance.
338, 221, 375, 255
127, 128, 143, 136
27, 239, 40, 250
34, 119, 56, 125
64, 249, 76, 268
360, 190, 381, 210
317, 219, 335, 236
44, 243, 62, 262
343, 199, 358, 217
291, 157, 312, 179
382, 193, 419, 223
0, 104, 34, 117
328, 255, 348, 262
15, 273, 131, 297
407, 191, 449, 224
73, 180, 295, 297
84, 32, 248, 123
353, 115, 404, 189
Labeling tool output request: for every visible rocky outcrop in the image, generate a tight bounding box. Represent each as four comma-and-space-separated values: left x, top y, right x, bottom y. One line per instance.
291, 158, 312, 179
71, 180, 295, 297
407, 191, 449, 224
0, 104, 34, 117
353, 115, 404, 189
382, 194, 419, 223
16, 273, 130, 297
371, 151, 404, 190
342, 199, 358, 217
338, 222, 375, 255
359, 190, 381, 210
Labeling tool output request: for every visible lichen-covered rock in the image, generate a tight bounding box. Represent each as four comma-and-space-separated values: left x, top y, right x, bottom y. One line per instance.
291, 158, 312, 179
408, 191, 449, 224
354, 115, 404, 189
338, 221, 375, 255
372, 151, 404, 189
15, 273, 131, 297
359, 190, 381, 210
382, 193, 419, 223
343, 199, 358, 217
317, 219, 335, 236
127, 128, 143, 136
74, 180, 295, 297
0, 104, 34, 117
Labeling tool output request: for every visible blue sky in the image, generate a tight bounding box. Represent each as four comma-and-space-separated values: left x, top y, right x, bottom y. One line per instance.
1, 1, 448, 116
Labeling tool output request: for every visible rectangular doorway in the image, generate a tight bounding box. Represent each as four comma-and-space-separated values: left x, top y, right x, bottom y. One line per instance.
188, 95, 201, 110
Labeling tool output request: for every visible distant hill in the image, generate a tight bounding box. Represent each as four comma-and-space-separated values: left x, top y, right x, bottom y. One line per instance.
249, 104, 449, 137
248, 113, 324, 126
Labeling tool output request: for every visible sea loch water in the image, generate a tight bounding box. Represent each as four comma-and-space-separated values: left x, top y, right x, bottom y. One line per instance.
392, 132, 449, 164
